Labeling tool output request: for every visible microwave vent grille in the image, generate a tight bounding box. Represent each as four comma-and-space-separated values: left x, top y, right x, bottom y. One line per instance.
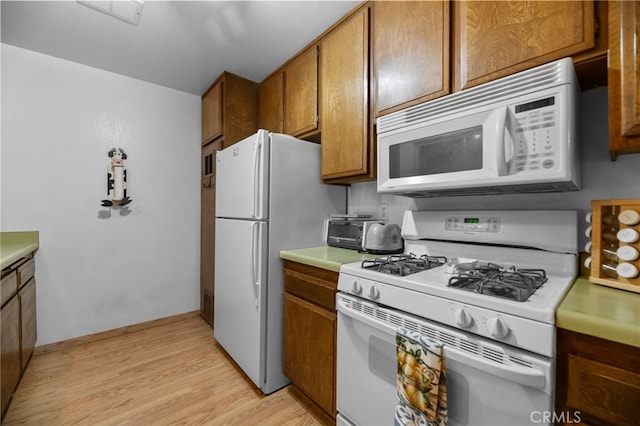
378, 58, 574, 135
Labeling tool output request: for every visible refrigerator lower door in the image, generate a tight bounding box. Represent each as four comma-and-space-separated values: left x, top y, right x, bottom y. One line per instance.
214, 217, 267, 389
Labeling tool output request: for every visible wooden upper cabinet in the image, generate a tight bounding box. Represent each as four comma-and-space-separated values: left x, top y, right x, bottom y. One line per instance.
372, 1, 450, 117
284, 45, 319, 137
608, 0, 640, 160
258, 71, 284, 133
320, 6, 373, 183
202, 80, 222, 144
201, 72, 258, 149
454, 1, 596, 91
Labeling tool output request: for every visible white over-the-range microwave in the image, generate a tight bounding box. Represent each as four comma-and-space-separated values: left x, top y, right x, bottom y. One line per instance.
377, 57, 581, 197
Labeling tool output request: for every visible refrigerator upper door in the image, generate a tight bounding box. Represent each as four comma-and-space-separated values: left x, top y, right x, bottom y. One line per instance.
214, 217, 267, 390
216, 130, 269, 220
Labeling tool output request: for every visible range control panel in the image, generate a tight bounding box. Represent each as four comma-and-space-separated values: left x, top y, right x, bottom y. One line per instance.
445, 215, 501, 233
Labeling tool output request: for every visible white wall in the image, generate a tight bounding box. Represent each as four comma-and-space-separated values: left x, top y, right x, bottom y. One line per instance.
1, 44, 201, 346
349, 87, 640, 251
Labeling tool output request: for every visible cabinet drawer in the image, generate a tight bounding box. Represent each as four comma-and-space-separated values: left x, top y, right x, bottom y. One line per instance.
284, 263, 338, 311
17, 258, 35, 288
1, 270, 18, 306
567, 354, 640, 425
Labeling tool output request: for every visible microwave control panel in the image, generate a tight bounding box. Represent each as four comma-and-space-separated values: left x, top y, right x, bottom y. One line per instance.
445, 216, 501, 233
510, 95, 557, 173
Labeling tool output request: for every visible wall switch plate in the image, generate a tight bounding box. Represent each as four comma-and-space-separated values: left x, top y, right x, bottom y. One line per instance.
379, 203, 388, 220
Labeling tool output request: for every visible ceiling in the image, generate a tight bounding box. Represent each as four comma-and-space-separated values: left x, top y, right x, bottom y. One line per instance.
1, 0, 358, 95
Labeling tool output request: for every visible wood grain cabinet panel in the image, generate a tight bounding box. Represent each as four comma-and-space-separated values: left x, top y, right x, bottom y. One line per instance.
200, 140, 221, 327
1, 270, 18, 306
201, 80, 222, 145
19, 279, 37, 371
372, 0, 450, 116
454, 1, 596, 91
1, 255, 38, 420
258, 71, 283, 133
607, 0, 640, 160
284, 45, 319, 137
283, 261, 338, 418
556, 328, 640, 426
1, 296, 21, 420
201, 72, 258, 149
320, 5, 373, 183
283, 293, 336, 416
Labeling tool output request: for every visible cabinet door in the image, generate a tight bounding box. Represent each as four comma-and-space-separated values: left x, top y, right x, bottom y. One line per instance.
454, 1, 595, 91
1, 296, 21, 418
19, 279, 36, 371
258, 71, 283, 133
283, 293, 336, 416
556, 328, 640, 425
373, 1, 450, 116
608, 0, 640, 160
222, 73, 259, 149
320, 6, 372, 182
200, 140, 221, 327
284, 45, 319, 136
202, 80, 222, 145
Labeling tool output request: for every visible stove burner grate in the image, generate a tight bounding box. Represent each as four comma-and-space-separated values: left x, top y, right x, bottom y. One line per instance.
447, 263, 547, 302
361, 253, 448, 276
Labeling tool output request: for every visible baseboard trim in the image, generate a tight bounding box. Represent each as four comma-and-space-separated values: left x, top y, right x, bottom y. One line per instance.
34, 311, 201, 356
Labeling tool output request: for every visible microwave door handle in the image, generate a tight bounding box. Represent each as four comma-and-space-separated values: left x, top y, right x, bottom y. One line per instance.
337, 299, 546, 390
504, 108, 515, 168
495, 107, 510, 176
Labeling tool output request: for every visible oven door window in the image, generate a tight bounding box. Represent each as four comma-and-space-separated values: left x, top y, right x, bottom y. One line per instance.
389, 126, 483, 178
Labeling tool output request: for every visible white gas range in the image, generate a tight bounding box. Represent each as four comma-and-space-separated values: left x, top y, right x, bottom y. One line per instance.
336, 210, 578, 426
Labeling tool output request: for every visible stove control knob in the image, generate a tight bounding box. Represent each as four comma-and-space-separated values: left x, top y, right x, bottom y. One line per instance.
351, 281, 362, 295
368, 286, 380, 300
454, 308, 474, 329
487, 317, 510, 339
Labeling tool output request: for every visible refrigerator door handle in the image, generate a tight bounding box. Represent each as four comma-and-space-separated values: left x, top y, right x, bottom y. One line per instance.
251, 221, 260, 309
252, 138, 262, 219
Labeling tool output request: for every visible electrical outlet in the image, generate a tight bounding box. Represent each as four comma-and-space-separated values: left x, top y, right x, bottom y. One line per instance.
379, 203, 388, 220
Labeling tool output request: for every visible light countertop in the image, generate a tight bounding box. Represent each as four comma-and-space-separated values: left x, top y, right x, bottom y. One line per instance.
1, 231, 39, 270
557, 277, 640, 348
279, 246, 378, 272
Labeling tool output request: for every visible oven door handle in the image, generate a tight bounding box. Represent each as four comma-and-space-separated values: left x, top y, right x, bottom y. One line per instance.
337, 301, 547, 390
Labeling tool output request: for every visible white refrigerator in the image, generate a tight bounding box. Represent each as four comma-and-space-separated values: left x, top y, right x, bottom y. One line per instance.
214, 130, 346, 394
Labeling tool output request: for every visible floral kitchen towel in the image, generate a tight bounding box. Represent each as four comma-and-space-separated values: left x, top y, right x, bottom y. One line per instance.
395, 328, 447, 426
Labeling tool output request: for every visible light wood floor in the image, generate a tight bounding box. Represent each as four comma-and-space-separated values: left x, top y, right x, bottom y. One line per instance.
3, 314, 333, 425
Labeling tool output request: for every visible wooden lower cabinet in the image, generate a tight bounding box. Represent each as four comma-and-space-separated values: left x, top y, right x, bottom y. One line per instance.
556, 328, 640, 426
1, 255, 37, 421
283, 261, 338, 418
1, 295, 21, 420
